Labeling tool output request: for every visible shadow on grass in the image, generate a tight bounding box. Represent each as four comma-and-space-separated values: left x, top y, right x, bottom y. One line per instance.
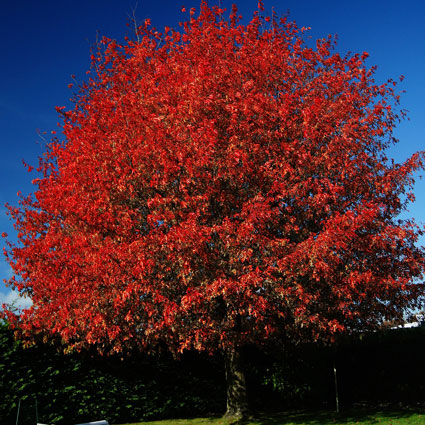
235, 406, 425, 424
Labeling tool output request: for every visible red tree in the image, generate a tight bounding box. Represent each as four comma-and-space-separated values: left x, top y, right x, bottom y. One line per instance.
3, 2, 425, 418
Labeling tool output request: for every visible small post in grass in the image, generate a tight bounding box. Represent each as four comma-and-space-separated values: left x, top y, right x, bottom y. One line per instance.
15, 399, 21, 425
333, 361, 340, 414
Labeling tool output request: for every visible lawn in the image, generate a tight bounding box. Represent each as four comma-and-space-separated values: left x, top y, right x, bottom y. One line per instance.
116, 407, 425, 425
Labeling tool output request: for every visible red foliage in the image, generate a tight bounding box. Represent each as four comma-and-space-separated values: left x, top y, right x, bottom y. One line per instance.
3, 2, 425, 354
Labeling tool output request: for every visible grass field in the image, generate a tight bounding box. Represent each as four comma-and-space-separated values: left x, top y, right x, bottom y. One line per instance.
117, 407, 425, 425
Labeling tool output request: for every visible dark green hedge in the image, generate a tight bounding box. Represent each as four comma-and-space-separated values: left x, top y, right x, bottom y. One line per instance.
2, 322, 425, 424
244, 327, 425, 411
335, 327, 425, 405
0, 322, 225, 425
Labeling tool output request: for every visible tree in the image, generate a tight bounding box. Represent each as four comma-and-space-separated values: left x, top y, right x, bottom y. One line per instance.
3, 2, 425, 419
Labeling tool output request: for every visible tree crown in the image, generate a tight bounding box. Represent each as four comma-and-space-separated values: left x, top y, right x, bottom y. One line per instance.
3, 2, 425, 354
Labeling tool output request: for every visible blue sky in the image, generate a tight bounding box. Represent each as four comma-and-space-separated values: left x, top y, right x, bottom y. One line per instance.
1, 0, 425, 307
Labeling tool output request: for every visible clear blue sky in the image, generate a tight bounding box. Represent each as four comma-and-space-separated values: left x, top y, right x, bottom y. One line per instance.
1, 0, 425, 307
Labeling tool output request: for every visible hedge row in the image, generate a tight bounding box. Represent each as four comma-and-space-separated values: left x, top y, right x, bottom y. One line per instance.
2, 322, 425, 424
0, 323, 224, 424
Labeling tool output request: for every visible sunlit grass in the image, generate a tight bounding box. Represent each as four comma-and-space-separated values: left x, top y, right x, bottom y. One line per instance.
116, 407, 425, 424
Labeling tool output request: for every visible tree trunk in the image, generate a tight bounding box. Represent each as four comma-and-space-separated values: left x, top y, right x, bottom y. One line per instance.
224, 346, 249, 419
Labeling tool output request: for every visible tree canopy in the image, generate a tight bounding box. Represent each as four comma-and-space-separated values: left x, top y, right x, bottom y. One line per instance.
3, 1, 425, 361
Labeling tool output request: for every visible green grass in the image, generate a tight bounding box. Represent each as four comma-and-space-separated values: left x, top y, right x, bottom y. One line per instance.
116, 407, 425, 425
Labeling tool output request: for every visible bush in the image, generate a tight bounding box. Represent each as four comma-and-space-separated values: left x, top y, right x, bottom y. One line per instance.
0, 322, 225, 424
2, 322, 425, 424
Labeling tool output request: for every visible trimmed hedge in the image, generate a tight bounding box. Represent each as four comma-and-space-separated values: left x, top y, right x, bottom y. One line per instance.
244, 327, 425, 410
0, 322, 224, 424
2, 322, 425, 424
